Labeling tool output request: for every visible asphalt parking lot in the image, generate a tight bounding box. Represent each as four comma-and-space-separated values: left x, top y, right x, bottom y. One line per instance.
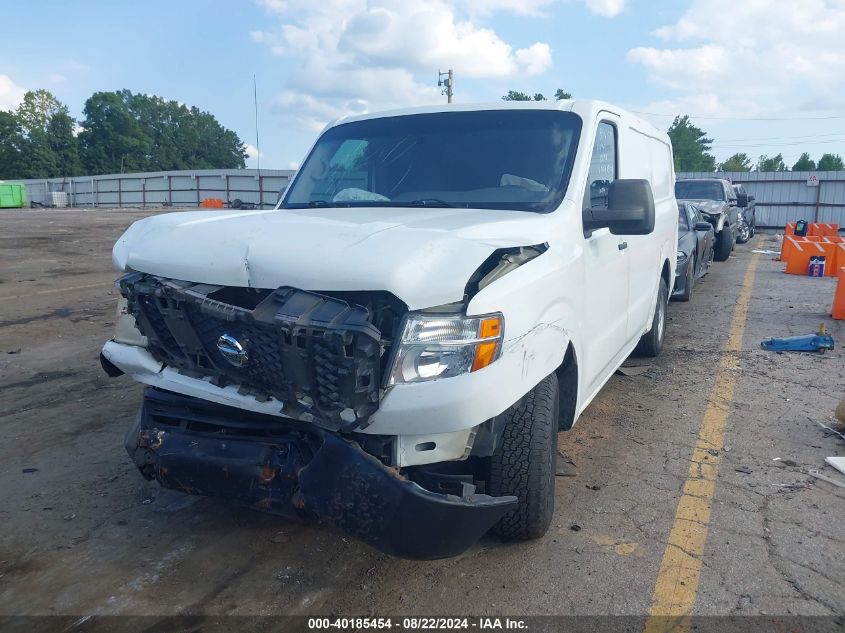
0, 208, 843, 626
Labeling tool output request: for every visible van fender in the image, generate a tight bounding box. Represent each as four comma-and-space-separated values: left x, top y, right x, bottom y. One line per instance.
467, 244, 582, 413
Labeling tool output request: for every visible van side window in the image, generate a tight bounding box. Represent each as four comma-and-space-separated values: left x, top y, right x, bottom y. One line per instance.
585, 122, 617, 210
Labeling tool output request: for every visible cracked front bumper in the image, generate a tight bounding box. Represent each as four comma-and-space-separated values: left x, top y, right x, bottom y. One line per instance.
126, 388, 517, 560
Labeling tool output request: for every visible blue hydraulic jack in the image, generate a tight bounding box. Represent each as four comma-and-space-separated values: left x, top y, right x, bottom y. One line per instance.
761, 323, 835, 354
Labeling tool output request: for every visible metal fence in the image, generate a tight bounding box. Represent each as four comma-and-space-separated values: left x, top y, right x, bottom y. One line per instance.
678, 171, 845, 229
11, 167, 845, 230
15, 168, 296, 209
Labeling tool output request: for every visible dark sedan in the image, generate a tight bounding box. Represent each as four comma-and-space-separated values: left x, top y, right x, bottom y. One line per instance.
673, 201, 716, 302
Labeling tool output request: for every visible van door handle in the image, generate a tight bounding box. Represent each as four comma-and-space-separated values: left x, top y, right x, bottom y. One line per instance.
618, 241, 628, 251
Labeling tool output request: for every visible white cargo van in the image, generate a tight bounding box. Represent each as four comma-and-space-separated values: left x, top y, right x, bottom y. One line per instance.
101, 100, 677, 559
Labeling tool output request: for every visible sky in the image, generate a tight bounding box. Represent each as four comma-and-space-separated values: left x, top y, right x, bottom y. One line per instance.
2, 0, 845, 171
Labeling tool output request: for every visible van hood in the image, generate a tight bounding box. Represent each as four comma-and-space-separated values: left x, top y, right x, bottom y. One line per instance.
113, 207, 552, 310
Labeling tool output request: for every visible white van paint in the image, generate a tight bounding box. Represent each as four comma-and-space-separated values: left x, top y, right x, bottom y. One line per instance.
105, 100, 676, 468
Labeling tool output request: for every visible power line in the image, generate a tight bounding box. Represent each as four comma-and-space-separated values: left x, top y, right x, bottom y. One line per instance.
716, 131, 845, 142
632, 110, 845, 121
712, 138, 845, 149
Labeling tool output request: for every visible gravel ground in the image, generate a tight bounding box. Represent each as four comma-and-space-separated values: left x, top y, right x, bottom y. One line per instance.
0, 208, 842, 625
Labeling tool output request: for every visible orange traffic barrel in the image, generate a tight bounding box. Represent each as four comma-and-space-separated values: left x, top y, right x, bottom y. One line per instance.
833, 267, 845, 320
785, 240, 838, 276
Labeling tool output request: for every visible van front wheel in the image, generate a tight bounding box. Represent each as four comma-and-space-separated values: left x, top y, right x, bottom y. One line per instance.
635, 277, 668, 357
488, 373, 558, 540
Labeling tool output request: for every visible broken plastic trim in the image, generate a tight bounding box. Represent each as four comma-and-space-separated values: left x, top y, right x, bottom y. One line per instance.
464, 243, 549, 302
128, 388, 517, 559
118, 272, 389, 432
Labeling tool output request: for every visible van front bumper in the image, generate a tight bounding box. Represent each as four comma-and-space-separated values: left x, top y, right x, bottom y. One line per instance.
126, 388, 517, 560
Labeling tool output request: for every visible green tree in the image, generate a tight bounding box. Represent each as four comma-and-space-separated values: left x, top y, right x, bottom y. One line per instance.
792, 152, 816, 171
502, 88, 572, 101
667, 115, 716, 171
47, 111, 81, 177
78, 91, 152, 174
16, 89, 67, 134
718, 153, 752, 172
0, 111, 25, 179
817, 153, 844, 171
756, 153, 787, 172
79, 90, 246, 174
13, 89, 78, 178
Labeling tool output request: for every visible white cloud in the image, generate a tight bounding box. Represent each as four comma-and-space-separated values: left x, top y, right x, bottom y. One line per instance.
244, 143, 263, 159
629, 0, 845, 112
47, 73, 66, 83
627, 45, 729, 90
515, 43, 554, 76
0, 74, 26, 110
584, 0, 627, 17
253, 0, 556, 130
459, 0, 558, 17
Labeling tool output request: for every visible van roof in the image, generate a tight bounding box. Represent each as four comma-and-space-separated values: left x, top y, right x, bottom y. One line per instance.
329, 100, 666, 140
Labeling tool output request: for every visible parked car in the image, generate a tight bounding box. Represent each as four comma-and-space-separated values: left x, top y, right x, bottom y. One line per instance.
674, 178, 739, 261
673, 201, 715, 302
732, 183, 756, 243
101, 101, 677, 559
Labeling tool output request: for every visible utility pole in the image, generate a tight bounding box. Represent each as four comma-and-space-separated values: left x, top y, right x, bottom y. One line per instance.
253, 74, 261, 173
253, 74, 262, 207
438, 69, 453, 103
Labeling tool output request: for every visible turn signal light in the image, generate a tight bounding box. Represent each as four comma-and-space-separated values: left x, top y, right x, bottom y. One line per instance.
472, 316, 503, 372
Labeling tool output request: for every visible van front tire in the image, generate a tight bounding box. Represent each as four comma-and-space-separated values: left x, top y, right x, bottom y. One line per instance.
635, 277, 668, 357
488, 374, 558, 541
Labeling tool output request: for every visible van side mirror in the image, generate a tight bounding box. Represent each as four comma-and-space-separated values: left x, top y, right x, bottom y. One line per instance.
583, 179, 655, 236
694, 221, 713, 232
736, 192, 748, 208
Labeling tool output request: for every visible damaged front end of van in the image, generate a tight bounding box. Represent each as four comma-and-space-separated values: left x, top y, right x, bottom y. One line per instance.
102, 271, 520, 560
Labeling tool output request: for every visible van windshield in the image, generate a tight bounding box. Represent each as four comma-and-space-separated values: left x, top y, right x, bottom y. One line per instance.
282, 110, 582, 213
675, 180, 725, 201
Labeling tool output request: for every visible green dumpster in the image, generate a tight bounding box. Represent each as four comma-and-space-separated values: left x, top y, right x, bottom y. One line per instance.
0, 183, 28, 208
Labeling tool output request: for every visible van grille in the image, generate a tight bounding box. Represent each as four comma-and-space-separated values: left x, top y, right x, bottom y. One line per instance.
120, 272, 403, 431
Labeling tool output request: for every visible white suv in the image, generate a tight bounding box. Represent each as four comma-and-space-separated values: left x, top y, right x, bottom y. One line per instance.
101, 100, 677, 559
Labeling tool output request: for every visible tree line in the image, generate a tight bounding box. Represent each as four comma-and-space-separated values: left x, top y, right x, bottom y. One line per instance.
666, 115, 844, 172
503, 92, 844, 173
0, 89, 247, 180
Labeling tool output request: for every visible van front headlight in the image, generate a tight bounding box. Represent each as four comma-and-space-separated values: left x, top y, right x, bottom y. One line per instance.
388, 314, 504, 385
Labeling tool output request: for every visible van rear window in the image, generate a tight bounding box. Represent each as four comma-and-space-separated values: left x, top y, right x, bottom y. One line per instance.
282, 110, 582, 213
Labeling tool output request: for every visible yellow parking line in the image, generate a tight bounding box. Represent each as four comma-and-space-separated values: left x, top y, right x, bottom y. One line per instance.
644, 239, 762, 633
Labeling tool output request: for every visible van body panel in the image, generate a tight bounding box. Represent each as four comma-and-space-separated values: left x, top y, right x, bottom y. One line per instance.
104, 100, 678, 557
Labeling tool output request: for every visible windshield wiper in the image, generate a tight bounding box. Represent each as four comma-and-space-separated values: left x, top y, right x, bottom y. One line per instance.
405, 198, 456, 208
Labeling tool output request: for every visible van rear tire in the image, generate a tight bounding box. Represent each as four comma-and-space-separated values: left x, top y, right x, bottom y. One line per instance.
488, 374, 557, 541
634, 277, 668, 357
